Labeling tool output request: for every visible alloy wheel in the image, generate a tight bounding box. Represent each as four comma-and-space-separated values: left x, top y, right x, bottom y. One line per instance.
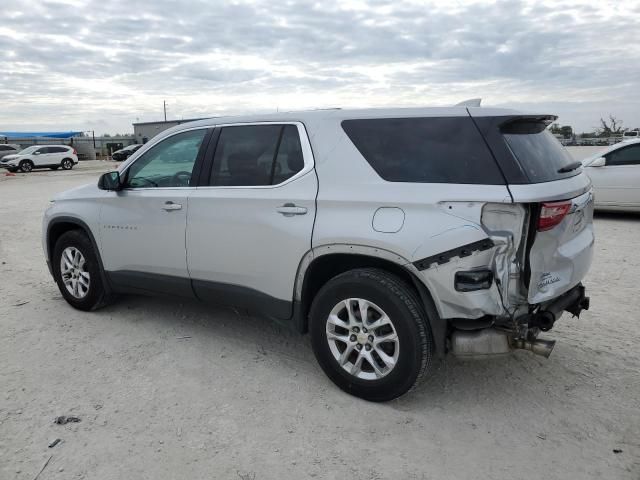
326, 298, 400, 380
60, 246, 90, 299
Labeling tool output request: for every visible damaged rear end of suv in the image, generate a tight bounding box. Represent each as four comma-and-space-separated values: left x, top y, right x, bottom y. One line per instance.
434, 109, 594, 360
312, 106, 594, 400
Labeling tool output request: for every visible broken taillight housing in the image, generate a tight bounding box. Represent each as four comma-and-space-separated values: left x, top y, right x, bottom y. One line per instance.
538, 201, 571, 231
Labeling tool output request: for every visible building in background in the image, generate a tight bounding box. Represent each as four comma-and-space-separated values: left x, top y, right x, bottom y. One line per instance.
133, 118, 208, 143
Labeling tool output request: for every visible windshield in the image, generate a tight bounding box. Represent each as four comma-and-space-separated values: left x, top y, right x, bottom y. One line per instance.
502, 122, 579, 182
18, 146, 39, 154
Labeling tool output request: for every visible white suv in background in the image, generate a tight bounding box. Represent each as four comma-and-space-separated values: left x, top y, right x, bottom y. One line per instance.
1, 145, 78, 172
42, 107, 594, 401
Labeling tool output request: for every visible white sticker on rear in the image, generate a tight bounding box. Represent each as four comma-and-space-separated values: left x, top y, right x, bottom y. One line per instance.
538, 272, 561, 290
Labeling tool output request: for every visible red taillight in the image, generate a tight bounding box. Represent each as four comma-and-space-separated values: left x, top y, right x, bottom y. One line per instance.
72, 148, 77, 155
538, 201, 571, 231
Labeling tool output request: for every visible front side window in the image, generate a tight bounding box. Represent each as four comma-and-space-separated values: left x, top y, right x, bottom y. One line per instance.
210, 124, 304, 186
606, 144, 640, 166
126, 129, 207, 188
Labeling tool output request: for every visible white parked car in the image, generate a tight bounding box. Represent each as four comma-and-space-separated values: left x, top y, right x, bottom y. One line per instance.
622, 130, 639, 141
582, 139, 640, 212
0, 145, 78, 173
42, 107, 593, 401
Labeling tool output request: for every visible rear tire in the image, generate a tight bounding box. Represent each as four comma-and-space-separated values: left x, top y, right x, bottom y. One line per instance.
52, 230, 111, 311
61, 158, 74, 170
309, 268, 433, 402
19, 160, 33, 173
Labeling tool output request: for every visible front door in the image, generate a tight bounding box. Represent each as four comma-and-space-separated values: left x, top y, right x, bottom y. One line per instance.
186, 123, 317, 319
99, 128, 210, 296
589, 143, 640, 208
33, 147, 51, 166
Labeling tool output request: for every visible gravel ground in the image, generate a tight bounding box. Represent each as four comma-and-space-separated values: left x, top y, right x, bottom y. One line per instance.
1, 162, 638, 480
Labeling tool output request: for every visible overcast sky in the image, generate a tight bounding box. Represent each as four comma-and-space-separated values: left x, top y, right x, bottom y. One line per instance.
1, 0, 639, 134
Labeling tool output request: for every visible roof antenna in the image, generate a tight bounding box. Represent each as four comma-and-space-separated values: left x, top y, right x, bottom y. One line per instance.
455, 98, 482, 107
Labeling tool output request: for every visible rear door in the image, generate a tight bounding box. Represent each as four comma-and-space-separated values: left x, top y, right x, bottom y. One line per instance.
48, 146, 67, 165
33, 147, 50, 166
587, 143, 640, 208
186, 122, 317, 319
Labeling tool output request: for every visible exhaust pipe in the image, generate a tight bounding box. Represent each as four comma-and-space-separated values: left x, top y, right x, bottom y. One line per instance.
511, 338, 556, 358
451, 330, 556, 358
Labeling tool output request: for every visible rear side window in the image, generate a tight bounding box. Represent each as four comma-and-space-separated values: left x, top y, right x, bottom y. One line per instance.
210, 124, 304, 186
341, 117, 504, 184
502, 122, 577, 182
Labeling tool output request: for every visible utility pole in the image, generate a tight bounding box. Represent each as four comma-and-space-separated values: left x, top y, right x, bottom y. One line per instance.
163, 100, 167, 122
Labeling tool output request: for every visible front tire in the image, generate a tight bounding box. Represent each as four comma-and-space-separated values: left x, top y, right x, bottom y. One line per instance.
52, 230, 110, 311
19, 160, 33, 173
61, 158, 74, 170
309, 268, 433, 402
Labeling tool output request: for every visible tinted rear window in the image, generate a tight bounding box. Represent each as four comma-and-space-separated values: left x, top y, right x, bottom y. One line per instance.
341, 117, 504, 184
502, 122, 578, 182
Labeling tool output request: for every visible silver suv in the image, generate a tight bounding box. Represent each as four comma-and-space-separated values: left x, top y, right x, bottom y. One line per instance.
43, 107, 594, 401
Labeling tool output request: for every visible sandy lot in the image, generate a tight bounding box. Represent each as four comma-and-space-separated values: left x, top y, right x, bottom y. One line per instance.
1, 162, 638, 480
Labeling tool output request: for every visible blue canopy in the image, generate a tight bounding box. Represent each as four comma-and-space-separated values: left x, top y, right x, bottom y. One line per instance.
0, 131, 83, 139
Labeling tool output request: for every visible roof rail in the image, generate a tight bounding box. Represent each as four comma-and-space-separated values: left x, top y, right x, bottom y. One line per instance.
455, 98, 482, 107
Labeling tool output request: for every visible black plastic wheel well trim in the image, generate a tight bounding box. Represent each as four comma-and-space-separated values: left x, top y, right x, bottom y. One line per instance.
46, 216, 112, 293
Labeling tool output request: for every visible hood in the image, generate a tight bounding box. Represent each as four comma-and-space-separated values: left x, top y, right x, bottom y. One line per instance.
52, 182, 102, 201
1, 154, 19, 161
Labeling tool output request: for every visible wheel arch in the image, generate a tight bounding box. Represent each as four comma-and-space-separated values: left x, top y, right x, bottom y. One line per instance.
293, 245, 446, 357
46, 217, 111, 293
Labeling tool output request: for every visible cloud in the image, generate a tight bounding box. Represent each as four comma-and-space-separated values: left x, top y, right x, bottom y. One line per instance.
1, 0, 639, 133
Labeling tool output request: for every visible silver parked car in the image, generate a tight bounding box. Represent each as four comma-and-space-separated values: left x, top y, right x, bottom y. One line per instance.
0, 144, 20, 160
42, 107, 594, 401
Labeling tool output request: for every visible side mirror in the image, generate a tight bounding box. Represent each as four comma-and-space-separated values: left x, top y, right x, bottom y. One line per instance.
98, 171, 123, 191
589, 157, 606, 167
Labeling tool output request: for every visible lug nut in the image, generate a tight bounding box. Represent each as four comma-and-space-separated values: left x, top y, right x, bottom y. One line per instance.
356, 344, 362, 351
368, 335, 374, 342
350, 334, 357, 342
362, 327, 368, 333
352, 327, 359, 333
365, 344, 372, 351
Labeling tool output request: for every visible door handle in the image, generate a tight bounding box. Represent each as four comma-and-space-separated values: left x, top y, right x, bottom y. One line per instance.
162, 201, 182, 211
277, 203, 308, 216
